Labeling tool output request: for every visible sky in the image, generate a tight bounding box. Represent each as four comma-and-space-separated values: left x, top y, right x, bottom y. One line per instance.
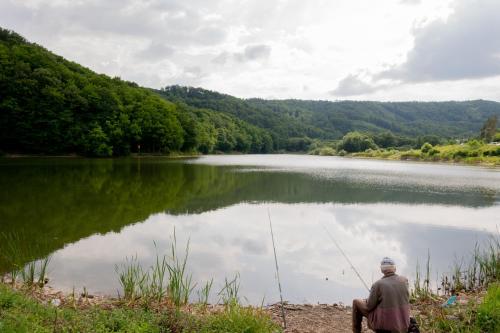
1, 0, 500, 101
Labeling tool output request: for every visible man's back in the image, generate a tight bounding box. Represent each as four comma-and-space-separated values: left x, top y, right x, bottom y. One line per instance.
366, 273, 410, 332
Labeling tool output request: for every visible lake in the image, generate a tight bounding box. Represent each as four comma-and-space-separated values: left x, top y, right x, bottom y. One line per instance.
0, 155, 499, 305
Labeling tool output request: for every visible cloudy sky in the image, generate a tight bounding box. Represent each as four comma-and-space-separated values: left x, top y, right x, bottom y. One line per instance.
1, 0, 500, 101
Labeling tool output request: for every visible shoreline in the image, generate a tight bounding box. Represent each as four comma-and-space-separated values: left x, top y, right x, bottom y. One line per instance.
0, 281, 492, 333
1, 151, 499, 168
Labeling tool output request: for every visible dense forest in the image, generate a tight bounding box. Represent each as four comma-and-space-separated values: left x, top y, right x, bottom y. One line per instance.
1, 27, 500, 156
158, 86, 500, 150
0, 28, 272, 156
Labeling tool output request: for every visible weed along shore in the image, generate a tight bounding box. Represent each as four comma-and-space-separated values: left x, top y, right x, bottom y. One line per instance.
1, 231, 499, 332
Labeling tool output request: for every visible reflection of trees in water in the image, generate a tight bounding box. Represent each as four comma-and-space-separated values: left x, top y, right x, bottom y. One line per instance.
0, 158, 496, 272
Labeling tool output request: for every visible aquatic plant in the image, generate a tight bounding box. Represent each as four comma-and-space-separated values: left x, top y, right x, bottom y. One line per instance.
115, 231, 196, 307
166, 232, 196, 307
0, 232, 51, 288
218, 273, 241, 307
197, 278, 213, 306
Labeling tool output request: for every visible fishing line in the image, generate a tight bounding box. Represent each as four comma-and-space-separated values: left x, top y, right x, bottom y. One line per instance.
320, 221, 371, 292
267, 208, 287, 329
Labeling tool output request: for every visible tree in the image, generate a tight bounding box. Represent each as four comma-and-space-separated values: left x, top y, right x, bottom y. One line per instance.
479, 115, 498, 142
339, 132, 377, 152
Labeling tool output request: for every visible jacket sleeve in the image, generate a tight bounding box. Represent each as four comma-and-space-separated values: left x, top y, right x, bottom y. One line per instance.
365, 283, 380, 312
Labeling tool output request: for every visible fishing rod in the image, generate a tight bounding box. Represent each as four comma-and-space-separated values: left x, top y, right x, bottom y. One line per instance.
268, 208, 287, 329
320, 222, 371, 292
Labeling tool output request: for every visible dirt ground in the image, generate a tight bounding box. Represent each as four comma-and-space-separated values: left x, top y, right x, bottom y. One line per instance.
267, 303, 370, 333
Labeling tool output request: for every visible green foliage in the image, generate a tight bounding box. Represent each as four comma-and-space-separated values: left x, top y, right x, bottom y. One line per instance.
0, 284, 159, 332
476, 283, 500, 332
479, 115, 498, 143
0, 28, 274, 156
160, 86, 500, 148
421, 142, 433, 153
0, 276, 280, 333
467, 139, 483, 149
339, 131, 377, 152
200, 305, 280, 333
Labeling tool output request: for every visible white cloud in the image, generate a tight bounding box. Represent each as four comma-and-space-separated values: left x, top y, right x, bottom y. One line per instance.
2, 0, 499, 101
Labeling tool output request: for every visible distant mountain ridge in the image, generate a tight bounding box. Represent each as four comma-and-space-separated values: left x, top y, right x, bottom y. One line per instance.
157, 86, 500, 141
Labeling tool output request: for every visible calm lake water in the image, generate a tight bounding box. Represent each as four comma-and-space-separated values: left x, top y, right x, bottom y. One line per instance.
1, 155, 499, 304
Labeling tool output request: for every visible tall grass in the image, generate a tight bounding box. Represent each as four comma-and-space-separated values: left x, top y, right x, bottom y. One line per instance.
413, 235, 500, 300
0, 232, 51, 288
166, 232, 195, 307
218, 273, 241, 307
115, 231, 196, 307
197, 279, 213, 306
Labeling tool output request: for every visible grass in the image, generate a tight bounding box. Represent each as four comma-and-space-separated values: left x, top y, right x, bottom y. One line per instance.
0, 232, 51, 288
0, 283, 281, 333
417, 283, 500, 333
0, 283, 159, 333
412, 235, 500, 332
114, 233, 196, 308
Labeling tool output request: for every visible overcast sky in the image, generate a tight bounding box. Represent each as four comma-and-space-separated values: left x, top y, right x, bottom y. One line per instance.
2, 0, 500, 101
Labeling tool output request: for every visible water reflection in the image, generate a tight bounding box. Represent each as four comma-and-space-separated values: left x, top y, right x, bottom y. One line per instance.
0, 156, 499, 304
48, 202, 498, 304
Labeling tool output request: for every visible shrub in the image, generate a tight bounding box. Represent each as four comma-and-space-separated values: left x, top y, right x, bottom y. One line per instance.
428, 148, 440, 156
468, 150, 480, 157
318, 147, 335, 156
484, 147, 500, 156
420, 142, 433, 153
339, 132, 377, 153
453, 150, 469, 158
467, 139, 483, 149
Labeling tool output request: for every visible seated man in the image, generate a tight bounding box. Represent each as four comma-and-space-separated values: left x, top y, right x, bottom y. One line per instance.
352, 257, 410, 333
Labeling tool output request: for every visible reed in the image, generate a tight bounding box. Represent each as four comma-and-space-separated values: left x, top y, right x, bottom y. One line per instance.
115, 255, 145, 301
414, 235, 500, 299
115, 231, 195, 307
166, 232, 195, 307
218, 273, 240, 307
0, 232, 51, 288
197, 278, 213, 306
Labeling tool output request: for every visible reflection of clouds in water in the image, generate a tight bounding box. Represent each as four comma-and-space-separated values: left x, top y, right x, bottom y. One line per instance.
48, 202, 498, 304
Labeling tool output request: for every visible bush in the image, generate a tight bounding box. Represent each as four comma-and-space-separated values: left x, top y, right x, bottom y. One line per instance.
428, 148, 440, 156
484, 147, 500, 156
339, 132, 377, 153
318, 147, 335, 156
453, 150, 469, 159
467, 139, 483, 149
420, 142, 433, 153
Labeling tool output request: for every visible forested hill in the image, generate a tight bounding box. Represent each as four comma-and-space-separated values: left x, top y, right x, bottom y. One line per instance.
1, 27, 499, 157
0, 28, 273, 156
158, 86, 500, 142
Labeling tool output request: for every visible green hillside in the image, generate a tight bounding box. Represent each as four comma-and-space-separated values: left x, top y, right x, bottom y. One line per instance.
158, 86, 500, 149
1, 26, 499, 156
0, 28, 272, 156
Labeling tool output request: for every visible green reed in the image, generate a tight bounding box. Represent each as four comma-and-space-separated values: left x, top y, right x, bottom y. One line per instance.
115, 230, 196, 307
413, 235, 500, 300
218, 273, 241, 307
0, 232, 51, 288
197, 278, 213, 305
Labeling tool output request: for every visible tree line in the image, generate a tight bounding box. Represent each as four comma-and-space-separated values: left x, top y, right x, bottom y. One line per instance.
1, 27, 499, 157
0, 28, 273, 156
